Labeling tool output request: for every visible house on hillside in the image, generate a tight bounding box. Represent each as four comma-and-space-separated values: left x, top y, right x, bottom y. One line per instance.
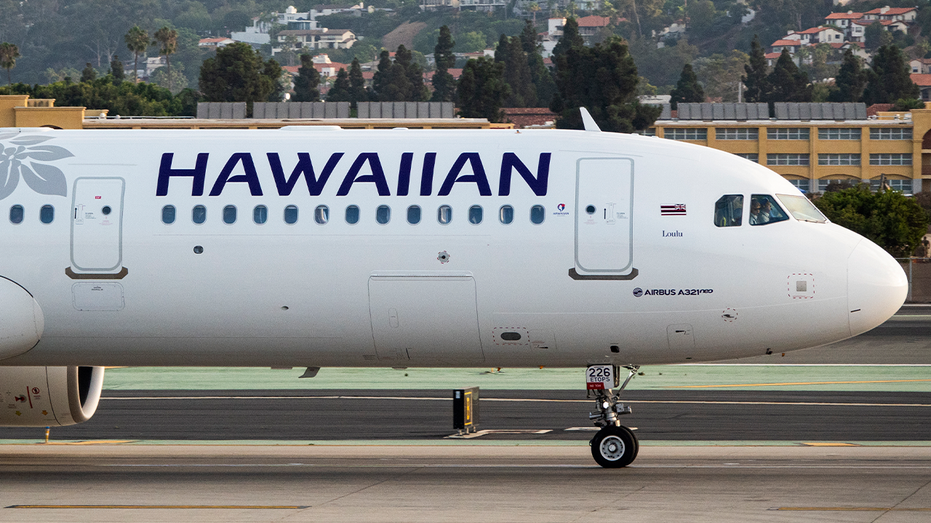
198, 38, 235, 51
275, 28, 357, 55
862, 6, 919, 23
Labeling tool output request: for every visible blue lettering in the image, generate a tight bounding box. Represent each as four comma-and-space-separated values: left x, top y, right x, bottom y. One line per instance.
209, 153, 263, 196
267, 152, 344, 196
420, 152, 436, 196
439, 153, 491, 196
396, 152, 413, 196
498, 152, 550, 196
337, 153, 390, 196
157, 153, 208, 196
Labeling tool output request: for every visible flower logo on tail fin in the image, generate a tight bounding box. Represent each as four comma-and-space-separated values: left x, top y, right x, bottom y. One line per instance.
0, 133, 73, 201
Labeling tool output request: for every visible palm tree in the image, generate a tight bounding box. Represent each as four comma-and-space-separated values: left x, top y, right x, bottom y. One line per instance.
153, 26, 178, 91
125, 26, 148, 83
0, 42, 20, 85
529, 2, 541, 24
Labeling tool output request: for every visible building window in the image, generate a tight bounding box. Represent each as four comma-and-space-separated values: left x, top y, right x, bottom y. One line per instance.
192, 205, 206, 224
870, 128, 913, 140
818, 128, 860, 140
817, 179, 858, 192
869, 153, 912, 166
639, 128, 656, 137
161, 205, 175, 224
716, 128, 759, 140
345, 205, 359, 224
254, 205, 267, 224
734, 153, 759, 163
407, 205, 421, 224
767, 128, 810, 140
787, 179, 811, 192
818, 153, 861, 166
870, 179, 914, 193
223, 205, 236, 224
767, 154, 810, 166
714, 195, 743, 227
664, 128, 707, 140
284, 204, 298, 224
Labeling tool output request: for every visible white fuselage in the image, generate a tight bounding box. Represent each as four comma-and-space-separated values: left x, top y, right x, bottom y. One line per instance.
0, 127, 907, 368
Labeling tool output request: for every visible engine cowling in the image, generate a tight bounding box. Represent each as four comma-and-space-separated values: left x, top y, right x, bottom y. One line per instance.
0, 366, 104, 426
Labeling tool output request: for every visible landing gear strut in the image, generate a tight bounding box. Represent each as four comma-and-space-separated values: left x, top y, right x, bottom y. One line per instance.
587, 364, 639, 468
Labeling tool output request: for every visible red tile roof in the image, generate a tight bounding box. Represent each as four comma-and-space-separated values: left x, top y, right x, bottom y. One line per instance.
825, 12, 863, 19
911, 73, 931, 87
865, 7, 917, 15
576, 15, 611, 27
771, 39, 801, 47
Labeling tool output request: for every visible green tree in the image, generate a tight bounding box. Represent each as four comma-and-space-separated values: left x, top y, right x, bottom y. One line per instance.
520, 20, 557, 108
829, 49, 867, 103
551, 37, 660, 132
372, 46, 427, 102
864, 22, 893, 52
767, 49, 811, 102
863, 44, 920, 106
552, 16, 584, 58
432, 25, 456, 102
348, 58, 368, 108
149, 64, 188, 94
81, 63, 97, 83
293, 54, 321, 102
199, 42, 282, 113
669, 63, 704, 108
0, 42, 20, 85
693, 50, 748, 102
496, 34, 535, 107
457, 57, 510, 122
326, 68, 350, 102
124, 26, 148, 83
153, 26, 178, 92
814, 185, 930, 257
110, 54, 125, 83
742, 35, 769, 103
396, 45, 429, 102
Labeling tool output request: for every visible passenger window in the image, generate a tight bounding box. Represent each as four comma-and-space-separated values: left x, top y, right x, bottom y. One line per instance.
438, 205, 452, 224
284, 205, 298, 224
192, 205, 206, 224
749, 195, 789, 226
346, 205, 360, 224
39, 205, 54, 224
315, 205, 329, 224
10, 205, 24, 224
407, 205, 421, 224
499, 205, 514, 224
714, 195, 743, 227
254, 205, 268, 224
469, 205, 483, 224
530, 205, 545, 224
376, 205, 390, 224
161, 205, 175, 224
223, 205, 236, 224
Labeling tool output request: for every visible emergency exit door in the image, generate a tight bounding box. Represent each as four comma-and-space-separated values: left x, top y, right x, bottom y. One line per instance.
574, 158, 634, 276
71, 178, 125, 273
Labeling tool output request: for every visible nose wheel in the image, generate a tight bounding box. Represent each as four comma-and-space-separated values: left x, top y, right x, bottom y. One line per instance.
586, 364, 640, 468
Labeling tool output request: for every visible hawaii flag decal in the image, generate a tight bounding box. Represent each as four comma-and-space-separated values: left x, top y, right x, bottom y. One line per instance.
661, 204, 687, 216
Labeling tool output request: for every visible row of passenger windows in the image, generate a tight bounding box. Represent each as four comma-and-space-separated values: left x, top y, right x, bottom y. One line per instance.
658, 127, 913, 141
7, 205, 55, 224
162, 204, 548, 226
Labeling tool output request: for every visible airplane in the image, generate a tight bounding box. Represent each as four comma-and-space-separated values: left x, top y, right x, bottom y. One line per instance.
0, 112, 907, 468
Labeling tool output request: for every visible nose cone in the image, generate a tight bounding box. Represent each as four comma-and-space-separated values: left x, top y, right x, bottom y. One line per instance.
848, 240, 907, 336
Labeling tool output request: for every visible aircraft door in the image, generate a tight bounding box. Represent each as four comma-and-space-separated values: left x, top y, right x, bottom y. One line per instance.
70, 178, 125, 274
368, 274, 485, 364
573, 158, 634, 278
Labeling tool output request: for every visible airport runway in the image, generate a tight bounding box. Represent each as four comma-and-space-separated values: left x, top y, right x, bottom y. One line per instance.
1, 311, 930, 522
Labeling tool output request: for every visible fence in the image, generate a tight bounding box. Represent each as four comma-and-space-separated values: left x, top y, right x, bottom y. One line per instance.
897, 258, 931, 302
197, 101, 456, 120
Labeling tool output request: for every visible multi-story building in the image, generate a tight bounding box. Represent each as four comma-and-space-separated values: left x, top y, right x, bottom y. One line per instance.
649, 102, 931, 194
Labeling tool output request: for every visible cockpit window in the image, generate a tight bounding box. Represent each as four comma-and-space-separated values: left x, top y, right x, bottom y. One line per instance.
776, 194, 827, 223
749, 195, 789, 226
714, 195, 743, 227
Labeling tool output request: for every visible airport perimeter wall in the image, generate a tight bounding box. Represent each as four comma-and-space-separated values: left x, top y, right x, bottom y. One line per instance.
899, 258, 931, 302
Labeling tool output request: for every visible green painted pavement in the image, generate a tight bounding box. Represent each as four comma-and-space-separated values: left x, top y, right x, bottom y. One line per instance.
101, 365, 931, 392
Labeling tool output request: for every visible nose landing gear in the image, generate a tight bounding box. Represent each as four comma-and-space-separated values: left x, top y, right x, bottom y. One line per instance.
587, 364, 640, 468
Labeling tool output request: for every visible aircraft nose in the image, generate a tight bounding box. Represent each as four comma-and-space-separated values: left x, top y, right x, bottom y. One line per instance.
848, 240, 907, 336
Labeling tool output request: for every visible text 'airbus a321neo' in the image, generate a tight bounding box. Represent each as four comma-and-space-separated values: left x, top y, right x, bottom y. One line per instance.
0, 111, 907, 467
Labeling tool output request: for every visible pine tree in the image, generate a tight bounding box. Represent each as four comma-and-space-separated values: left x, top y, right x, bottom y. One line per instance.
551, 37, 659, 132
496, 35, 535, 107
293, 54, 321, 102
552, 16, 584, 58
110, 55, 125, 83
81, 63, 96, 83
457, 57, 510, 122
768, 49, 811, 102
326, 68, 351, 102
348, 58, 368, 107
742, 35, 769, 103
520, 20, 557, 108
396, 45, 428, 101
431, 25, 456, 102
829, 49, 867, 103
863, 44, 920, 105
372, 50, 393, 100
669, 64, 704, 109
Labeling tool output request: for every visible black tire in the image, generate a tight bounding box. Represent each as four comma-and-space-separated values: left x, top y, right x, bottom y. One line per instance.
590, 425, 637, 468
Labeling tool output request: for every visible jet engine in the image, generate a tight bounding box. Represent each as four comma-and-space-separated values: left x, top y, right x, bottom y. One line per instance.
0, 366, 105, 426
